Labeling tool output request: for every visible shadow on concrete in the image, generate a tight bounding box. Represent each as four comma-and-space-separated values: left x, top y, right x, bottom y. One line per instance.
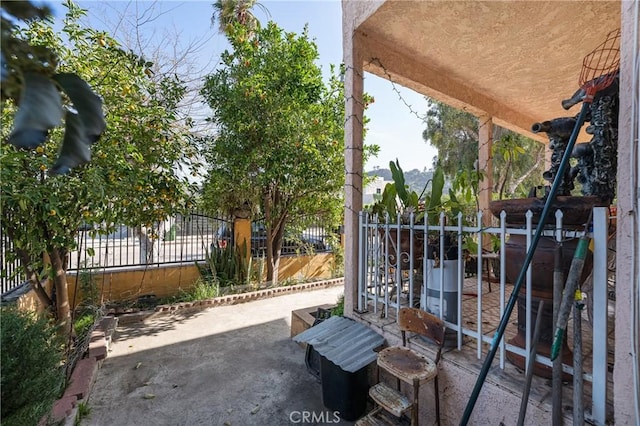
88, 317, 355, 426
114, 309, 207, 342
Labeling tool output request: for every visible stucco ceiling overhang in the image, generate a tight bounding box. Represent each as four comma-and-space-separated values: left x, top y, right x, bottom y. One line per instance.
355, 1, 621, 143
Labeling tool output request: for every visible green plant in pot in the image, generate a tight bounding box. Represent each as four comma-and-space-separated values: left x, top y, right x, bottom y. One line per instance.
370, 159, 459, 266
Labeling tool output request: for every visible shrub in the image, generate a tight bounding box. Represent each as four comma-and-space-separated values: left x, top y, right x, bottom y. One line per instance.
331, 294, 345, 317
1, 307, 65, 426
184, 279, 220, 301
197, 240, 250, 287
73, 309, 98, 341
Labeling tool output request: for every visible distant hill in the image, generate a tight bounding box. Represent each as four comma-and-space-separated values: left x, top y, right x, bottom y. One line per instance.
366, 167, 434, 195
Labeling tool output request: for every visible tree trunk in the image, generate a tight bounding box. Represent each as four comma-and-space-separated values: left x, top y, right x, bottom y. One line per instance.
15, 247, 53, 308
48, 248, 71, 336
264, 188, 287, 284
136, 226, 156, 264
498, 154, 512, 200
509, 152, 546, 196
267, 251, 281, 285
265, 222, 285, 284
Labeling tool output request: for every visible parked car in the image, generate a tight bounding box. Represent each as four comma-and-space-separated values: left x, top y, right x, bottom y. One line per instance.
213, 223, 327, 257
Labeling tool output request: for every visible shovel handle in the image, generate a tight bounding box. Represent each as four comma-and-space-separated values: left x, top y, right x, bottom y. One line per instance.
550, 236, 589, 361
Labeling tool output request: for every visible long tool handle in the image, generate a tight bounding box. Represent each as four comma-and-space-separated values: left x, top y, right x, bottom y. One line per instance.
573, 290, 585, 425
552, 244, 564, 425
460, 100, 590, 425
517, 299, 545, 426
550, 235, 589, 361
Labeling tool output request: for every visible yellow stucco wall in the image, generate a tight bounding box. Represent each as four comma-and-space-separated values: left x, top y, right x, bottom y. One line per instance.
75, 264, 203, 304
15, 253, 337, 309
275, 253, 335, 282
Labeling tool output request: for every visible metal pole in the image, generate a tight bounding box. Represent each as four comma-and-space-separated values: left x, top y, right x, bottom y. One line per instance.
460, 101, 590, 425
552, 243, 564, 425
550, 230, 590, 361
517, 299, 545, 426
573, 292, 584, 425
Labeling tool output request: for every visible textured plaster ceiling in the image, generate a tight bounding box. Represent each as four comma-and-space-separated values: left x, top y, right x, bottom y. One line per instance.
356, 1, 621, 142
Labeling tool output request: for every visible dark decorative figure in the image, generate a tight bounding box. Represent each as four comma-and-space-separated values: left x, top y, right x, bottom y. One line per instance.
561, 73, 619, 204
584, 87, 619, 204
531, 117, 577, 197
532, 73, 619, 204
570, 143, 595, 195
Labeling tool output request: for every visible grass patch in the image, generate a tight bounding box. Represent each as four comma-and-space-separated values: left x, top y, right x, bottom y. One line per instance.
75, 401, 91, 425
331, 293, 344, 317
73, 309, 97, 341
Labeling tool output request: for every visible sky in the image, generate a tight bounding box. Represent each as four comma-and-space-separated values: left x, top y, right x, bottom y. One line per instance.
48, 0, 438, 172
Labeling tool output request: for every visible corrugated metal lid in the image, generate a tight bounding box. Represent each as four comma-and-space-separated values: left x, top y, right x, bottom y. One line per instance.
293, 316, 385, 373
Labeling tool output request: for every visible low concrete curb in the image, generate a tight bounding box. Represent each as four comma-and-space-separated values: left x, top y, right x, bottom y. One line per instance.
45, 316, 118, 425
117, 277, 344, 325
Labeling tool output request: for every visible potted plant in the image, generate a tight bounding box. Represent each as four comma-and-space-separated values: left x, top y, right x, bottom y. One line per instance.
370, 160, 462, 316
370, 159, 459, 264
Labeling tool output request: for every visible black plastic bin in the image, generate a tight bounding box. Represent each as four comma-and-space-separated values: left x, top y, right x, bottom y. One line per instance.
320, 355, 369, 421
292, 316, 384, 422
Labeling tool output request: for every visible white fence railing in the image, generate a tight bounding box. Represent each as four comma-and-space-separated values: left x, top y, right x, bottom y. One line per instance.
358, 207, 611, 425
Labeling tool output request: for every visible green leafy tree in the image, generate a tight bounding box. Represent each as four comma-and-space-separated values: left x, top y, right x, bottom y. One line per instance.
201, 22, 345, 284
422, 99, 545, 199
1, 1, 197, 333
423, 100, 479, 175
492, 132, 546, 199
1, 1, 106, 174
211, 0, 268, 35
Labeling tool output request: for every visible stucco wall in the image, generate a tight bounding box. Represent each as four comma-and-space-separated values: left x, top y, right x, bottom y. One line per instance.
613, 1, 639, 424
74, 264, 202, 304
14, 253, 337, 309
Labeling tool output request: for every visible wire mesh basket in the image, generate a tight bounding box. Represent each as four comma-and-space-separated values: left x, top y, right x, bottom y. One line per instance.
579, 28, 621, 100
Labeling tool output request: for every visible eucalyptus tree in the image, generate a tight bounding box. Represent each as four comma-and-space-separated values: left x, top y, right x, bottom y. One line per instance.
1, 1, 197, 333
422, 99, 545, 200
201, 22, 345, 284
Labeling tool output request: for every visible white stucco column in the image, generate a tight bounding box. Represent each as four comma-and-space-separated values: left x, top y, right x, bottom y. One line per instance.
478, 114, 494, 242
614, 1, 639, 423
343, 29, 364, 317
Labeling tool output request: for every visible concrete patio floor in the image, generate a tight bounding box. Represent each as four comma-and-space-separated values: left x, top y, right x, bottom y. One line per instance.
86, 286, 353, 426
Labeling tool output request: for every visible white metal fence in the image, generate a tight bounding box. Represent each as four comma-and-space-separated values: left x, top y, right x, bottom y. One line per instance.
358, 207, 612, 424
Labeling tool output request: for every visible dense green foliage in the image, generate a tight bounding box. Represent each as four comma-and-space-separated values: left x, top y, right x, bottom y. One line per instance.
201, 22, 345, 283
371, 159, 448, 225
1, 1, 197, 329
331, 294, 344, 317
1, 2, 106, 175
198, 241, 250, 286
422, 100, 545, 199
423, 101, 479, 175
1, 307, 65, 425
211, 0, 266, 35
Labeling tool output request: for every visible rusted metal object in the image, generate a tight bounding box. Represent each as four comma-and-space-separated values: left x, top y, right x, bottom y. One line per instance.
378, 347, 437, 381
490, 199, 596, 378
363, 308, 446, 426
369, 383, 411, 417
504, 234, 592, 377
532, 117, 578, 196
489, 196, 607, 228
398, 307, 445, 348
382, 228, 425, 270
